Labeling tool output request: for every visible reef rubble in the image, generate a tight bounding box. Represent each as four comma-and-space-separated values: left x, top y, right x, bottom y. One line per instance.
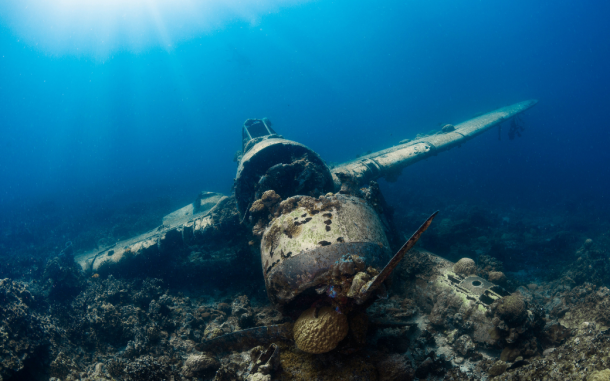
3, 220, 610, 380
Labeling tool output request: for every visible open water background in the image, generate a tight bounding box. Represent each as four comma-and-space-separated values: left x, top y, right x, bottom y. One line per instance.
1, 0, 609, 254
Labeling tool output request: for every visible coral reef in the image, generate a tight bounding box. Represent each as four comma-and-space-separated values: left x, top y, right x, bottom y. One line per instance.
495, 294, 525, 322
563, 236, 610, 286
277, 346, 378, 380
2, 235, 609, 381
2, 179, 610, 381
488, 271, 507, 286
0, 279, 50, 381
3, 269, 279, 381
453, 257, 477, 276
42, 243, 85, 301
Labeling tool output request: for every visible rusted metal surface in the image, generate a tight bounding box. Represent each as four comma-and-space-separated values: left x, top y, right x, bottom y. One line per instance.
266, 242, 388, 306
196, 324, 293, 353
234, 138, 334, 215
247, 343, 280, 376
459, 276, 494, 296
260, 193, 392, 311
260, 194, 390, 282
74, 195, 240, 274
242, 118, 276, 153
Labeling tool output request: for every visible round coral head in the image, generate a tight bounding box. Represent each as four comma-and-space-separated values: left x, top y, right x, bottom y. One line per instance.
293, 306, 349, 354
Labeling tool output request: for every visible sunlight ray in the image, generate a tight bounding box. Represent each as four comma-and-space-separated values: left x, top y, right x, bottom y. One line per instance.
0, 0, 311, 57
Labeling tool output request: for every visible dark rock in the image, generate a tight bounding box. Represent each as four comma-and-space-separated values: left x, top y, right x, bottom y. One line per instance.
182, 353, 220, 377
377, 353, 414, 381
454, 334, 476, 357
415, 357, 434, 378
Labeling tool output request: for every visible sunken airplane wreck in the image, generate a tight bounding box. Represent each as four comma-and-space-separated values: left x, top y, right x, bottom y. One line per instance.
75, 100, 538, 356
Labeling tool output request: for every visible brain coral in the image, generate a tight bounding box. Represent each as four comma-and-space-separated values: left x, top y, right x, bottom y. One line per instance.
488, 271, 507, 285
453, 258, 476, 276
293, 306, 349, 354
497, 294, 526, 323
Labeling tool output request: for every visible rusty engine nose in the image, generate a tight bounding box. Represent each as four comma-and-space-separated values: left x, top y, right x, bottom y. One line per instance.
260, 193, 393, 316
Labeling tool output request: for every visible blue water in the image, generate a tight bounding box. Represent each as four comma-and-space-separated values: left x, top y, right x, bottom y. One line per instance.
1, 0, 609, 251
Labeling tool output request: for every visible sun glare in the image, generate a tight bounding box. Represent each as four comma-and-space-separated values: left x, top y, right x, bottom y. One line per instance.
0, 0, 308, 57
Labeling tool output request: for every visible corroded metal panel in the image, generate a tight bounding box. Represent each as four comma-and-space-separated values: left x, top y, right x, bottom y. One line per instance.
332, 100, 538, 187
265, 242, 388, 306
234, 138, 334, 215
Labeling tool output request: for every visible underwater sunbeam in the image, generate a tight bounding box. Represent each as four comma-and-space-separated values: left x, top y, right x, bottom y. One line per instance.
0, 0, 309, 57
